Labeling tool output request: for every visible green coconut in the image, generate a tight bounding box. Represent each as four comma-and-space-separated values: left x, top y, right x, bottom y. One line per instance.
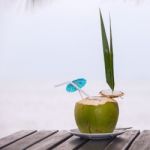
74, 96, 119, 133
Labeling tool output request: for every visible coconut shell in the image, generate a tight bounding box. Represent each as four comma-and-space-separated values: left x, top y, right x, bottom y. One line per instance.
74, 96, 119, 133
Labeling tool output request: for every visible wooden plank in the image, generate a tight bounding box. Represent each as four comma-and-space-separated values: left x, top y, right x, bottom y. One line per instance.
53, 136, 88, 150
129, 130, 150, 150
0, 130, 36, 149
1, 130, 57, 150
27, 130, 72, 150
104, 130, 140, 150
78, 138, 113, 150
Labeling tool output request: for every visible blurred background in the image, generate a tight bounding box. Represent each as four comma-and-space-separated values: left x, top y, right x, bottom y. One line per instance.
0, 0, 150, 137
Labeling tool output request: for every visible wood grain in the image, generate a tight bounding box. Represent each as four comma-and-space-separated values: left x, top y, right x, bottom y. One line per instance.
0, 130, 36, 149
78, 138, 113, 150
104, 130, 140, 150
27, 130, 72, 150
129, 130, 150, 150
0, 130, 144, 150
1, 130, 57, 150
53, 136, 88, 150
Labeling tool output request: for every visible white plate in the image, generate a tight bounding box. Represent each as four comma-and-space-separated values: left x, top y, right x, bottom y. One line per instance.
69, 128, 131, 140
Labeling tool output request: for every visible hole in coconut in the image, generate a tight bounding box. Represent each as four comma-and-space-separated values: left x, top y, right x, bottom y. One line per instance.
87, 96, 102, 101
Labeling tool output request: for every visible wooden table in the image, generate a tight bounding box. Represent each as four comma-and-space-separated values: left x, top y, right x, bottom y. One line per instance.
0, 130, 149, 150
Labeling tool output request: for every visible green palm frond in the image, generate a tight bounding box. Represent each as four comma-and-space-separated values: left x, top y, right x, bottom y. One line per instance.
99, 10, 115, 91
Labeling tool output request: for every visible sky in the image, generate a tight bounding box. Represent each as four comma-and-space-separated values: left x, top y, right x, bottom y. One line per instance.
0, 0, 150, 85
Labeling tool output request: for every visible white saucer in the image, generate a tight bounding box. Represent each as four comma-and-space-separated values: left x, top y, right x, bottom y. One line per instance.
69, 127, 132, 140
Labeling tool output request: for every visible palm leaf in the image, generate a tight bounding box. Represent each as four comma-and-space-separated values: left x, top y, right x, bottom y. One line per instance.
109, 16, 115, 90
99, 10, 115, 91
